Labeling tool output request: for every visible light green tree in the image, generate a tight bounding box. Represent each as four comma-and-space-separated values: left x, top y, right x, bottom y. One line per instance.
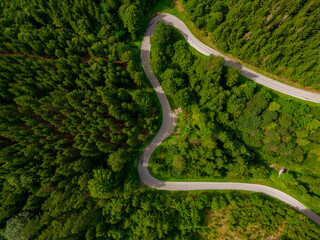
88, 168, 114, 198
107, 149, 128, 172
172, 154, 186, 172
4, 212, 30, 240
119, 3, 143, 39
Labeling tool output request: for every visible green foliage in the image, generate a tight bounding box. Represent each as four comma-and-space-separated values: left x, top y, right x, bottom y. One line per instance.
88, 169, 114, 198
0, 0, 160, 238
183, 0, 320, 89
119, 3, 144, 40
4, 212, 30, 240
172, 154, 186, 172
307, 119, 320, 131
1, 1, 320, 239
107, 149, 128, 172
226, 66, 240, 87
268, 101, 281, 111
149, 22, 320, 215
207, 12, 223, 32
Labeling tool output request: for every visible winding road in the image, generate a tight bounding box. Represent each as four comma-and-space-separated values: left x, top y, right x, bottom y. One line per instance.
138, 13, 320, 226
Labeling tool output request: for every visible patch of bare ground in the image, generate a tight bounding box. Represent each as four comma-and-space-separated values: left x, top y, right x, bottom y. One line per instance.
172, 128, 181, 145
174, 107, 182, 115
30, 111, 75, 144
280, 15, 289, 24
138, 129, 151, 144
243, 31, 252, 41
189, 138, 200, 147
266, 145, 279, 152
260, 55, 271, 66
281, 134, 291, 143
44, 184, 57, 193
248, 130, 259, 137
0, 51, 51, 61
263, 14, 273, 26
81, 53, 110, 65
82, 54, 93, 64
204, 208, 238, 240
0, 52, 121, 68
266, 222, 286, 240
173, 0, 184, 13
114, 61, 129, 70
269, 164, 285, 173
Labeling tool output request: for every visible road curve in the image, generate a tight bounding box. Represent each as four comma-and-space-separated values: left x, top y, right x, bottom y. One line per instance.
139, 13, 320, 226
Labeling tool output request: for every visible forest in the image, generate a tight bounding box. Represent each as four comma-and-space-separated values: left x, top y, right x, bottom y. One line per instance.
149, 22, 320, 216
0, 0, 320, 239
181, 0, 320, 89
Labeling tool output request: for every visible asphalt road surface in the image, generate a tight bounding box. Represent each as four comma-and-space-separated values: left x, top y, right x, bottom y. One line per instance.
139, 13, 320, 226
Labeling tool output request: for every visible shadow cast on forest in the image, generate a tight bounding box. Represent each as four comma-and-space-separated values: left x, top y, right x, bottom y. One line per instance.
225, 59, 259, 79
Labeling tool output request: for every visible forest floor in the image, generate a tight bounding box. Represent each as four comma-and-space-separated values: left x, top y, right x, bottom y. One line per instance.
0, 51, 51, 61
0, 51, 123, 68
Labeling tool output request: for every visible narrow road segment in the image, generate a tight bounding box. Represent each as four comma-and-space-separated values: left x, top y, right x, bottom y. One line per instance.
139, 13, 320, 226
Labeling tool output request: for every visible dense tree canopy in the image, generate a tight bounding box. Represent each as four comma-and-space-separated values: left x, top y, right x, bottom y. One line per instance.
182, 0, 320, 89
150, 23, 320, 216
0, 0, 320, 239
